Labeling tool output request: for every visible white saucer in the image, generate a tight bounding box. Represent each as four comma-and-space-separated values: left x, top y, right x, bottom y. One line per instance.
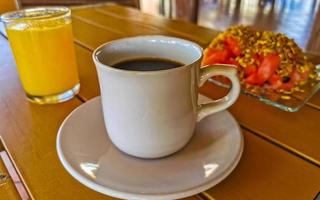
56, 95, 243, 200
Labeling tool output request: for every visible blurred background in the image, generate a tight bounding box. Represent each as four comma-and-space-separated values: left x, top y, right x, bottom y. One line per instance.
2, 0, 320, 54
139, 0, 320, 55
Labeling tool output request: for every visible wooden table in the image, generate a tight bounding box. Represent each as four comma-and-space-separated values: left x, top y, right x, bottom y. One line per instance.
0, 4, 320, 200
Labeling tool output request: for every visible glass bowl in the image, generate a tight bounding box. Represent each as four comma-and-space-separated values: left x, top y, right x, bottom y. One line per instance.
208, 64, 320, 112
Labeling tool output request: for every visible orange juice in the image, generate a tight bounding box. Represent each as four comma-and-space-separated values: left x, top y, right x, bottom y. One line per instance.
3, 7, 80, 103
7, 21, 79, 96
0, 0, 18, 14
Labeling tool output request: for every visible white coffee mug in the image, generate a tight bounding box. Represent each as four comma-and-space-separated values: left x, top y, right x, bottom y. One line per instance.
93, 35, 240, 158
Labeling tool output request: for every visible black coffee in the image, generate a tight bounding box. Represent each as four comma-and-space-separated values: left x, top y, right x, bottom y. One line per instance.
113, 58, 184, 71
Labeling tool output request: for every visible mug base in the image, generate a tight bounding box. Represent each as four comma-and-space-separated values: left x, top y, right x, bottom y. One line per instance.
109, 132, 194, 159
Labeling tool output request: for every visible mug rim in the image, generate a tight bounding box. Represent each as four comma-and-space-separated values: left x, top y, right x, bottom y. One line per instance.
92, 35, 203, 74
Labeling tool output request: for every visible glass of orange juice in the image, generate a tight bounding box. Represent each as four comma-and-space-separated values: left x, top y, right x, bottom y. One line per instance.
1, 7, 80, 104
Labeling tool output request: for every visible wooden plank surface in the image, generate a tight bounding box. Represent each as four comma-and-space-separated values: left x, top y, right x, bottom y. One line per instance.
0, 154, 20, 200
94, 5, 218, 46
1, 4, 320, 200
0, 35, 113, 200
0, 29, 198, 200
73, 41, 320, 200
0, 150, 30, 200
71, 5, 320, 166
100, 4, 319, 109
71, 36, 320, 200
200, 83, 320, 166
71, 5, 320, 108
71, 6, 218, 50
206, 129, 320, 200
75, 45, 320, 166
69, 5, 320, 199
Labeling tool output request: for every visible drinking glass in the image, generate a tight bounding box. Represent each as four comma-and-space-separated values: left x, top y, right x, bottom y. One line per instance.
0, 0, 19, 14
1, 7, 80, 104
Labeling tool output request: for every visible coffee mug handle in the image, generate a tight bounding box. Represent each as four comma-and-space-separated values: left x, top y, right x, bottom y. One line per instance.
197, 64, 240, 121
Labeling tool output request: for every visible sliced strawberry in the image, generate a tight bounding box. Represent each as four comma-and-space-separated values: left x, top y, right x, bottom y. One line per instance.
245, 73, 260, 85
204, 48, 218, 58
280, 82, 294, 90
201, 48, 231, 66
202, 48, 217, 63
256, 53, 281, 84
206, 47, 217, 55
244, 65, 257, 77
291, 69, 309, 84
290, 70, 301, 84
268, 74, 282, 89
225, 58, 240, 68
224, 36, 242, 56
252, 53, 259, 61
257, 54, 264, 63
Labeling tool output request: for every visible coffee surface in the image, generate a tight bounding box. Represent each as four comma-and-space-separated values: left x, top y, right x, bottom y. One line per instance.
113, 58, 184, 71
